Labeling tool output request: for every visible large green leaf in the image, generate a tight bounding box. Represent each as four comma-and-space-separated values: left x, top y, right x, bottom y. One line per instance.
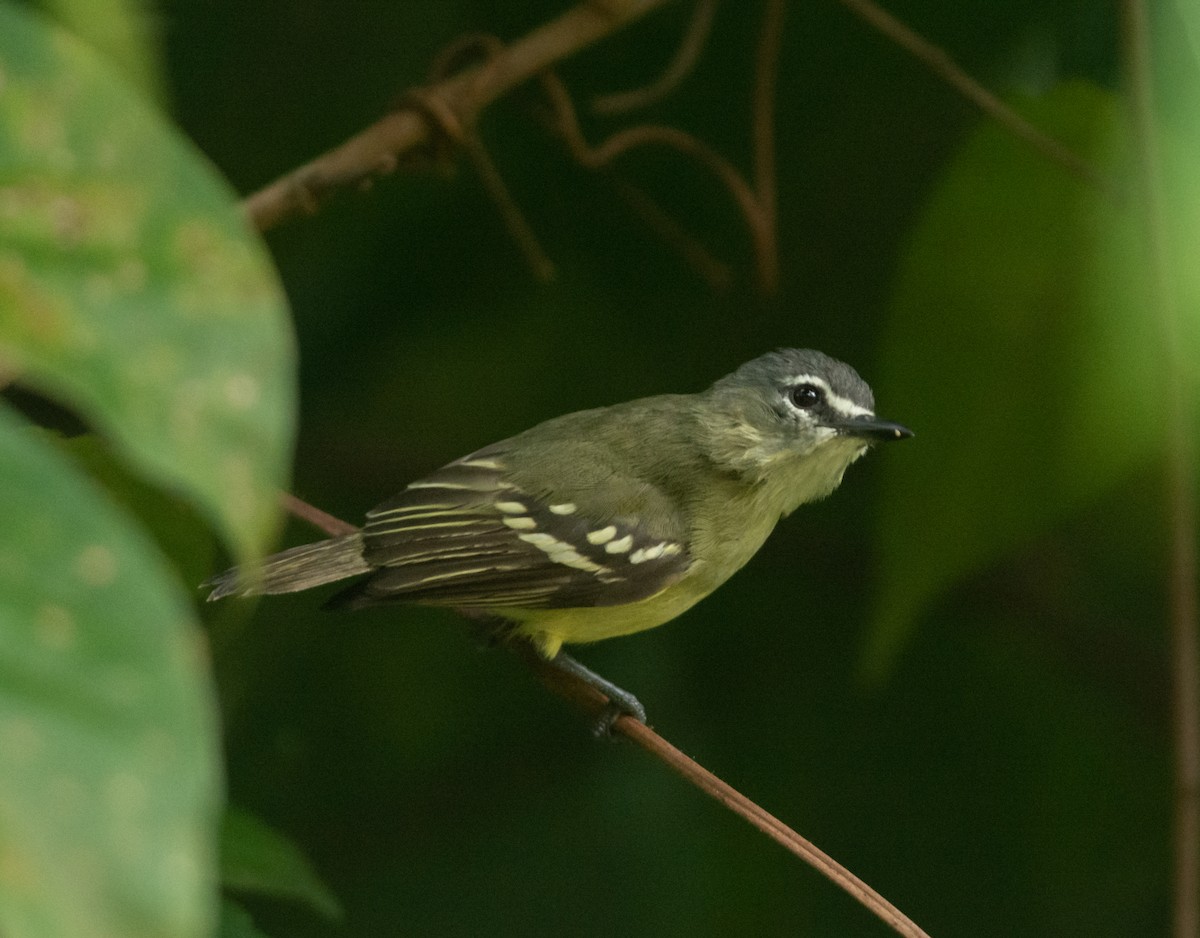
0, 409, 219, 938
866, 82, 1191, 678
0, 1, 296, 565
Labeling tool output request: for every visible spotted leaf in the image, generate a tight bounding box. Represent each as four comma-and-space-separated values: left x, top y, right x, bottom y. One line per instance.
0, 409, 219, 938
0, 2, 296, 565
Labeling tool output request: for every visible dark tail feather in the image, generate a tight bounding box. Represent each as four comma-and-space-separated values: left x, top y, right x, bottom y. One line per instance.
203, 534, 371, 600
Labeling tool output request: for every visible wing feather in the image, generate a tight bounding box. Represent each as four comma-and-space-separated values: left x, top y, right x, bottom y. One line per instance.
330, 446, 691, 611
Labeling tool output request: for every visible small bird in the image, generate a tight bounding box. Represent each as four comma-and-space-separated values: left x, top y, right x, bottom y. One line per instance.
205, 349, 911, 727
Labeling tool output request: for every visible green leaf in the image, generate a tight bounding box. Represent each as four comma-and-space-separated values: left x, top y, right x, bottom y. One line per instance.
0, 1, 296, 566
866, 82, 1174, 679
220, 807, 342, 921
0, 407, 219, 938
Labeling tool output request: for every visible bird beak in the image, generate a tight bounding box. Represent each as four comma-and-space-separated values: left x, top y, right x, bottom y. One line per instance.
834, 415, 913, 442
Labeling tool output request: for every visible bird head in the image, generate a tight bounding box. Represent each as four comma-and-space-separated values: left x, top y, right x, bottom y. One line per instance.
699, 349, 912, 504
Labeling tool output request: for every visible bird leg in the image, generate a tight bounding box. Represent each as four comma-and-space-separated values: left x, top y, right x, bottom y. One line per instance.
546, 650, 647, 735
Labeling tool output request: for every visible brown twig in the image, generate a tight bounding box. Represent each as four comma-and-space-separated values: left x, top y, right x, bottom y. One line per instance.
420, 35, 556, 279
593, 124, 774, 285
243, 0, 783, 291
834, 0, 1112, 193
592, 0, 719, 114
427, 32, 507, 84
606, 171, 734, 290
280, 491, 358, 537
596, 127, 762, 228
459, 126, 557, 281
544, 0, 785, 293
539, 72, 773, 289
1119, 4, 1200, 936
243, 0, 678, 232
517, 644, 932, 938
538, 71, 741, 287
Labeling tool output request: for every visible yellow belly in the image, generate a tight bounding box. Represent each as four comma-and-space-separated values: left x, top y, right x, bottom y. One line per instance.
494, 564, 720, 659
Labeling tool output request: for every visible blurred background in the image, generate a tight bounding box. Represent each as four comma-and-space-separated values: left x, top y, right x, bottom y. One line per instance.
134, 0, 1188, 934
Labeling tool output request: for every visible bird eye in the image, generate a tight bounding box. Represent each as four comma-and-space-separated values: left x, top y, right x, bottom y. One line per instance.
788, 383, 823, 409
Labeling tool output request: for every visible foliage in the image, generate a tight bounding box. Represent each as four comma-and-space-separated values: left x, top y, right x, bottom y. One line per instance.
869, 81, 1179, 678
0, 3, 295, 936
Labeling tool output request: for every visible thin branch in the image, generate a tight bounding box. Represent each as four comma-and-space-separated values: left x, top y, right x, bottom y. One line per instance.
427, 32, 507, 84
461, 129, 557, 281
1120, 3, 1200, 936
243, 0, 678, 232
593, 126, 763, 227
539, 72, 772, 288
593, 124, 775, 283
421, 34, 555, 278
517, 644, 932, 938
835, 0, 1113, 193
242, 0, 781, 291
592, 0, 719, 115
280, 491, 358, 537
546, 0, 783, 293
605, 171, 734, 290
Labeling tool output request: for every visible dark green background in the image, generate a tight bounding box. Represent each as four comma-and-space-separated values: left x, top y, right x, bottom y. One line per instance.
155, 1, 1170, 934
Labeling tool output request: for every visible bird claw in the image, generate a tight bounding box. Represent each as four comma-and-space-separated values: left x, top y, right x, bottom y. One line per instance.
590, 696, 647, 738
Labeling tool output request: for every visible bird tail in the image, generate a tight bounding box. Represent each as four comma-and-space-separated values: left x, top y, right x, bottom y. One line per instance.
204, 533, 371, 600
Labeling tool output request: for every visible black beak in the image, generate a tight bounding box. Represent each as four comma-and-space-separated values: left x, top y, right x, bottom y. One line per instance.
836, 415, 913, 442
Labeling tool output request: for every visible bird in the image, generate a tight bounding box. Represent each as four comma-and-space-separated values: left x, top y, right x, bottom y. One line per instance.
205, 348, 911, 729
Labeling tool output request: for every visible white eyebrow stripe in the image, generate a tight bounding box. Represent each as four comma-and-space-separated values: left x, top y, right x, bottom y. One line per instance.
788, 374, 874, 418
827, 394, 873, 418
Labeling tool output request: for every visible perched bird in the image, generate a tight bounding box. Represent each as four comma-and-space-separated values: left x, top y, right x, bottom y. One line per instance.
205, 349, 911, 727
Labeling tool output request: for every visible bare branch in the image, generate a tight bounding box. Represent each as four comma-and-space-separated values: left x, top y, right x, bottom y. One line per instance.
281, 492, 358, 537
606, 172, 733, 290
594, 126, 761, 221
592, 0, 718, 115
241, 0, 783, 291
243, 0, 679, 232
835, 0, 1113, 192
517, 643, 933, 938
416, 40, 557, 280
462, 131, 556, 281
539, 72, 771, 289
